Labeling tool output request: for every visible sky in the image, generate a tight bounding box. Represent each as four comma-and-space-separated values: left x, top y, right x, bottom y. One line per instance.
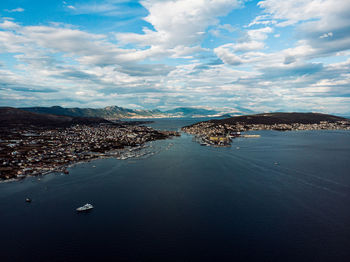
0, 0, 350, 114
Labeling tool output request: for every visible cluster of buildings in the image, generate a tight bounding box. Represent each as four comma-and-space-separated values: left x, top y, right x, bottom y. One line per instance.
182, 120, 350, 146
183, 123, 236, 146
0, 124, 179, 180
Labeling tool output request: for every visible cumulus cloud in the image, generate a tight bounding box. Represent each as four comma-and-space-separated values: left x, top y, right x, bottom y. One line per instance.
0, 20, 20, 30
214, 26, 273, 64
217, 0, 350, 67
257, 0, 324, 27
209, 0, 350, 114
258, 0, 350, 57
0, 21, 164, 67
246, 27, 273, 41
116, 0, 241, 58
0, 0, 350, 114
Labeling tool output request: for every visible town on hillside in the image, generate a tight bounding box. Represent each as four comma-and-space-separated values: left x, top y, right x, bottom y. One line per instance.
0, 123, 179, 180
182, 113, 350, 146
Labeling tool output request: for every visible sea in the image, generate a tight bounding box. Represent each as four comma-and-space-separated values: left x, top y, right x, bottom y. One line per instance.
0, 118, 349, 262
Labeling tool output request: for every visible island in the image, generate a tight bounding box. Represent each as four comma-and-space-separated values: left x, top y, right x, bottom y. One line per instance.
0, 107, 180, 181
182, 112, 350, 146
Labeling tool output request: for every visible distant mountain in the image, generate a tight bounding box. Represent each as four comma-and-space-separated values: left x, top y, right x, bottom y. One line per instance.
164, 107, 219, 117
164, 107, 252, 117
219, 114, 233, 118
20, 106, 165, 119
20, 106, 253, 119
0, 107, 110, 128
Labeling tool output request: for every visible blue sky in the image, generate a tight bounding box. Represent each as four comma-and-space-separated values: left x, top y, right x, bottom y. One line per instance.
0, 0, 350, 114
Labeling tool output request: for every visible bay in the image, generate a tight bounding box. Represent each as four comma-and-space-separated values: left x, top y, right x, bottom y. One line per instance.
0, 118, 349, 262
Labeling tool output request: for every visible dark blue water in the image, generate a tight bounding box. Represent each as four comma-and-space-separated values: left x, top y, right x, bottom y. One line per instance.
1, 119, 349, 262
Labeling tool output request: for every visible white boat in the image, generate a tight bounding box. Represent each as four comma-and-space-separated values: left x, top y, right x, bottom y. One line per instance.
76, 203, 94, 212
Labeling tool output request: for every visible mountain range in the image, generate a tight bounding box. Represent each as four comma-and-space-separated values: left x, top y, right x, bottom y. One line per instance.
20, 106, 251, 119
0, 107, 110, 128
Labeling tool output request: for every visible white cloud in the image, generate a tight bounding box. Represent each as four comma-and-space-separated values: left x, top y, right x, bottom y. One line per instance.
247, 14, 276, 27
218, 24, 236, 33
0, 20, 20, 30
319, 32, 333, 39
0, 1, 350, 114
214, 45, 243, 65
215, 41, 265, 59
0, 21, 155, 66
214, 26, 273, 62
4, 7, 25, 13
247, 27, 273, 41
235, 41, 265, 52
65, 0, 143, 16
116, 0, 241, 58
257, 0, 324, 27
257, 0, 350, 58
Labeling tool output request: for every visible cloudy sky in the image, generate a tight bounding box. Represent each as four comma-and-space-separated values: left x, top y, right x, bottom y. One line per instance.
0, 0, 350, 114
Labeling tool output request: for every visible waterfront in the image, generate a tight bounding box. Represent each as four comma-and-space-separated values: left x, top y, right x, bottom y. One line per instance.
0, 123, 179, 180
0, 118, 349, 261
182, 113, 350, 146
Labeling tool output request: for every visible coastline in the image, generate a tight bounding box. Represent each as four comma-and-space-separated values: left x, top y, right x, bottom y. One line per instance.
183, 115, 350, 146
0, 140, 167, 184
0, 123, 180, 181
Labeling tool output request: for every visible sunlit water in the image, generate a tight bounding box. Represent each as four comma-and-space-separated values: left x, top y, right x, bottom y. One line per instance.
0, 118, 349, 261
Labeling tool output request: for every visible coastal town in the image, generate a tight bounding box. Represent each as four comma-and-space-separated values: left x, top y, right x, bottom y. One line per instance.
1, 109, 350, 180
182, 119, 350, 146
0, 123, 179, 180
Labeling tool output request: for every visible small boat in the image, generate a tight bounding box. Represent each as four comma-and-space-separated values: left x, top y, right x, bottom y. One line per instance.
25, 198, 32, 203
76, 203, 94, 212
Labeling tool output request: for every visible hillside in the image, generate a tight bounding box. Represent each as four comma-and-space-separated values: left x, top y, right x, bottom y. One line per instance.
0, 107, 110, 128
20, 105, 253, 119
164, 107, 219, 117
208, 112, 348, 126
182, 112, 350, 146
20, 106, 164, 119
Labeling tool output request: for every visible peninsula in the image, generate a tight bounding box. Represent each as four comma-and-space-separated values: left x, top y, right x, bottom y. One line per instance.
182, 112, 350, 146
0, 107, 179, 180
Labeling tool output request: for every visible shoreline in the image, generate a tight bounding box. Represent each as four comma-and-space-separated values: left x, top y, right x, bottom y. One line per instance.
0, 122, 180, 181
0, 141, 163, 184
182, 118, 350, 146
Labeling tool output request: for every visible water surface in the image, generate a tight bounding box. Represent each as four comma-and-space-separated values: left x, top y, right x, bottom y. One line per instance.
0, 119, 349, 261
